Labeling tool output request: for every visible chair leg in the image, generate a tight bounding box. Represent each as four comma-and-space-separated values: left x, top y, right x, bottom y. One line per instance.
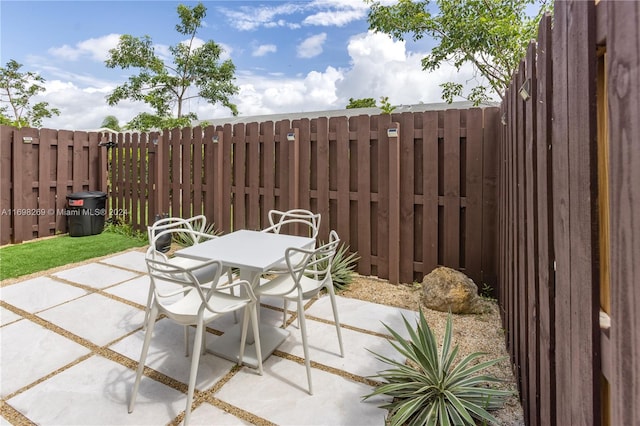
184, 321, 204, 426
297, 298, 313, 395
184, 326, 190, 357
326, 285, 345, 357
129, 306, 159, 413
143, 285, 154, 330
282, 299, 288, 327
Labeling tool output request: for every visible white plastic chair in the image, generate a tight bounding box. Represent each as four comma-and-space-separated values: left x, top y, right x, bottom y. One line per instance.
261, 209, 321, 274
128, 257, 262, 426
145, 216, 236, 354
255, 230, 344, 395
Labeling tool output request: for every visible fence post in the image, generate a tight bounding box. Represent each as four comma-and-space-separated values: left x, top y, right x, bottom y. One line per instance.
151, 131, 166, 219
388, 122, 401, 284
289, 127, 300, 210
98, 132, 109, 194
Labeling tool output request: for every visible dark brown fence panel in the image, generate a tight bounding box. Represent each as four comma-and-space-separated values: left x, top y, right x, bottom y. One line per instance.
498, 1, 616, 425
103, 108, 498, 287
606, 1, 640, 425
0, 126, 106, 243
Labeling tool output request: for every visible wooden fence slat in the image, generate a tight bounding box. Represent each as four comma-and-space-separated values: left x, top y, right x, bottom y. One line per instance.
247, 122, 260, 229
296, 119, 312, 215
233, 123, 246, 230
375, 114, 390, 279
355, 115, 372, 275
443, 109, 461, 268
524, 40, 540, 426
38, 129, 52, 237
465, 108, 483, 283
0, 127, 13, 244
399, 113, 415, 284
607, 1, 640, 424
422, 111, 439, 277
316, 117, 330, 241
535, 13, 556, 426
335, 117, 350, 246
567, 2, 599, 423
261, 122, 275, 228
481, 108, 499, 289
192, 127, 204, 218
221, 124, 233, 233
388, 120, 401, 284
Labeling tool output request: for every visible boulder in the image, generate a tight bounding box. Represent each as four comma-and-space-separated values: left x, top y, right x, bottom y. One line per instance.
420, 267, 487, 314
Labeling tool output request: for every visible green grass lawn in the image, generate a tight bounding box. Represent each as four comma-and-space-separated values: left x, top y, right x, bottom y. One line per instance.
0, 230, 147, 281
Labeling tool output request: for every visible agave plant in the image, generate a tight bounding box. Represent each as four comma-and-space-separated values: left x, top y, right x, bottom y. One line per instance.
327, 243, 359, 290
364, 310, 512, 426
172, 222, 220, 247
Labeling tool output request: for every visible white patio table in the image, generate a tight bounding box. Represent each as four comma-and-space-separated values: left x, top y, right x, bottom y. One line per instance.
174, 229, 315, 367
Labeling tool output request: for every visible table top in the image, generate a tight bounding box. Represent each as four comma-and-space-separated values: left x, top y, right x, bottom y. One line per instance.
174, 229, 315, 273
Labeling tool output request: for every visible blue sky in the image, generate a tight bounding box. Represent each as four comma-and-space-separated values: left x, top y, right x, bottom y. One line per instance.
1, 0, 487, 130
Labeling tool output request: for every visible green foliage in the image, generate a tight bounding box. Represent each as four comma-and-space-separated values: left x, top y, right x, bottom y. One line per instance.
101, 115, 121, 131
378, 96, 396, 114
346, 97, 377, 109
105, 2, 239, 131
104, 218, 147, 242
366, 0, 551, 105
364, 310, 512, 426
329, 244, 360, 290
0, 59, 60, 128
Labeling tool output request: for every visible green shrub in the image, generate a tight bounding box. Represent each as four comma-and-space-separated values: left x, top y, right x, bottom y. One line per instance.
364, 310, 512, 426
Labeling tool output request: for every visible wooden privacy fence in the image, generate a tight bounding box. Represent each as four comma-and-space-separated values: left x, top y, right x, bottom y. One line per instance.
498, 1, 639, 425
107, 108, 499, 286
0, 126, 108, 245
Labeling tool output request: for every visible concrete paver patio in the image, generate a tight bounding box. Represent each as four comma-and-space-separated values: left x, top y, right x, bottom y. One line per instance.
1, 249, 418, 425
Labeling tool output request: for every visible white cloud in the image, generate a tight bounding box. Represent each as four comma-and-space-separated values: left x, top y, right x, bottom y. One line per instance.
252, 44, 277, 57
303, 10, 365, 27
297, 33, 327, 58
217, 4, 304, 31
35, 79, 152, 130
48, 34, 121, 62
37, 31, 492, 131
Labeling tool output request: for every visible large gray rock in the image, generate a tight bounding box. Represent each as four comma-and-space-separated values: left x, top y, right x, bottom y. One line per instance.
421, 267, 487, 314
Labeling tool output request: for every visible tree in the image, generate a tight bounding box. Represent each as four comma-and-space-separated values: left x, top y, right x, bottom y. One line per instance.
366, 0, 551, 105
346, 97, 377, 109
105, 2, 238, 131
0, 60, 60, 128
101, 115, 121, 131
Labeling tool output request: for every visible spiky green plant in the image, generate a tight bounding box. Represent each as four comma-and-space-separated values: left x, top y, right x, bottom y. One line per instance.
364, 310, 512, 426
328, 243, 359, 290
173, 222, 220, 247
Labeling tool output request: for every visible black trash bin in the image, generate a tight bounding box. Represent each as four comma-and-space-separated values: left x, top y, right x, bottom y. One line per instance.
66, 191, 107, 237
